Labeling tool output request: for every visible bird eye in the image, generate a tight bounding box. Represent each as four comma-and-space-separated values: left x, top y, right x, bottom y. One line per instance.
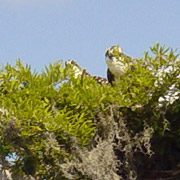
105, 50, 109, 57
105, 50, 113, 59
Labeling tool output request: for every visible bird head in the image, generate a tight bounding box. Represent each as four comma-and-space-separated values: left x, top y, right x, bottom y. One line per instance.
105, 45, 123, 61
65, 60, 85, 78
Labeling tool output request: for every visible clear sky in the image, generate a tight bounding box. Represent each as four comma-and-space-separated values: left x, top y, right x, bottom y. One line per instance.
0, 0, 180, 77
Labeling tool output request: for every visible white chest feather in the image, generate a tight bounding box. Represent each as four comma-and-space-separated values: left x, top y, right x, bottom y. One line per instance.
105, 56, 128, 80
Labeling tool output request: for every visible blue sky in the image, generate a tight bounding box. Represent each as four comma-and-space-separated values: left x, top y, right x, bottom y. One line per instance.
0, 0, 180, 77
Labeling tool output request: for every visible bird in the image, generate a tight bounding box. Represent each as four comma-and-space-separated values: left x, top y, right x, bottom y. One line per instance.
105, 45, 136, 85
65, 60, 109, 84
65, 45, 135, 86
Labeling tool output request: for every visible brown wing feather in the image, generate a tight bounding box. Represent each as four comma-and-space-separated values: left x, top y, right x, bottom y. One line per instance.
107, 68, 115, 86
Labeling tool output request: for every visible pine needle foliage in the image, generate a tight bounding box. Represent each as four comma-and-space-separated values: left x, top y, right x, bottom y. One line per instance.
0, 43, 180, 179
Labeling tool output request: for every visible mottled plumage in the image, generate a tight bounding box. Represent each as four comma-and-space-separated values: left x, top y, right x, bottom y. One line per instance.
65, 60, 109, 84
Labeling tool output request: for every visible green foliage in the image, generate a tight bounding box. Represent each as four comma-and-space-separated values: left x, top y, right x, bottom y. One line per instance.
0, 43, 180, 179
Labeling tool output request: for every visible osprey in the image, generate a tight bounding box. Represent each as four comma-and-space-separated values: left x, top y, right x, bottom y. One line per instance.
65, 46, 135, 86
65, 60, 109, 84
105, 45, 135, 85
